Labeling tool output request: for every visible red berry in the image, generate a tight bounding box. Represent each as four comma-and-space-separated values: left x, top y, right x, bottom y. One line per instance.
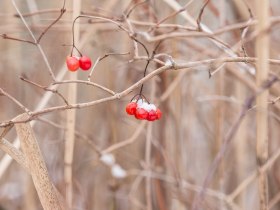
79, 56, 92, 71
156, 108, 162, 120
135, 108, 148, 120
66, 56, 79, 71
147, 110, 157, 121
126, 102, 137, 115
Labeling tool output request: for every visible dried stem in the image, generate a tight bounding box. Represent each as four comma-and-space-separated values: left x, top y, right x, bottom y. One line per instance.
228, 147, 280, 202
0, 88, 30, 113
191, 76, 279, 210
15, 113, 64, 210
53, 79, 116, 96
64, 0, 81, 208
20, 77, 69, 105
255, 0, 270, 209
10, 0, 57, 81
36, 0, 66, 43
196, 0, 210, 31
87, 52, 130, 81
0, 137, 29, 171
0, 33, 36, 45
1, 56, 280, 128
0, 16, 98, 180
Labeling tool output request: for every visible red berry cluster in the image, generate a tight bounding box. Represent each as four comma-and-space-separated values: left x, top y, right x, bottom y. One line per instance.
126, 99, 162, 121
66, 55, 92, 72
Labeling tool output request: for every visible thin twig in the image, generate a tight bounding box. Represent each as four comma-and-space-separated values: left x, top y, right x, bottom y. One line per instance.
20, 77, 69, 105
2, 56, 280, 127
88, 52, 130, 81
53, 80, 116, 96
102, 121, 147, 154
0, 88, 30, 113
37, 117, 101, 155
125, 0, 148, 18
36, 0, 66, 43
11, 0, 57, 81
196, 0, 211, 31
150, 0, 194, 31
0, 33, 36, 45
191, 76, 279, 210
228, 148, 280, 202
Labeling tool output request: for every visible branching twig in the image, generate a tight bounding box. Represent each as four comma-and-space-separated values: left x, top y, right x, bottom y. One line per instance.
1, 57, 280, 128
36, 0, 66, 43
20, 77, 69, 105
125, 0, 148, 18
196, 0, 211, 31
0, 88, 30, 113
11, 0, 57, 81
0, 33, 36, 45
191, 76, 279, 210
53, 80, 116, 96
88, 52, 130, 81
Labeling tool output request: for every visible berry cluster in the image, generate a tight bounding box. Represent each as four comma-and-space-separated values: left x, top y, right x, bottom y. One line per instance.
66, 55, 92, 72
126, 99, 162, 121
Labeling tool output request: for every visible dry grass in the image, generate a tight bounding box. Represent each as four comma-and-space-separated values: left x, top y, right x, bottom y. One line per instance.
1, 0, 280, 210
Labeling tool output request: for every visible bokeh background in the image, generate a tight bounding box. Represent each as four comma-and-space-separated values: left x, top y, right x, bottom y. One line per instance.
1, 0, 280, 209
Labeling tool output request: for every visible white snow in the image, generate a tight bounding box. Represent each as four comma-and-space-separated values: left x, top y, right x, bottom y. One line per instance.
100, 153, 115, 166
111, 164, 127, 179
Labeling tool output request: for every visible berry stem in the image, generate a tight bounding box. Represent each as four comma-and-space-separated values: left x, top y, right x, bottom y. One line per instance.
71, 16, 83, 57
139, 41, 162, 95
69, 14, 152, 93
139, 60, 150, 95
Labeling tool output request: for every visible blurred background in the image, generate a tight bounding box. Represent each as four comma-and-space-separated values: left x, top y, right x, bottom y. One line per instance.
1, 0, 280, 209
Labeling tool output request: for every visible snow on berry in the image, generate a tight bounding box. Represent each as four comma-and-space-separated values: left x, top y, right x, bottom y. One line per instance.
135, 108, 148, 120
136, 99, 145, 107
125, 97, 162, 121
147, 110, 157, 121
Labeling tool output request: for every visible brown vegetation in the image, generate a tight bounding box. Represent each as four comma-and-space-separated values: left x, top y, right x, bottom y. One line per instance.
1, 0, 280, 209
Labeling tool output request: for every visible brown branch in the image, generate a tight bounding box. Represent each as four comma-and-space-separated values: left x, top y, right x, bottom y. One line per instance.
0, 88, 30, 113
228, 147, 280, 203
255, 1, 270, 208
191, 76, 279, 210
15, 113, 64, 210
20, 77, 69, 105
53, 80, 116, 96
37, 117, 101, 155
1, 57, 280, 128
14, 8, 69, 18
88, 52, 130, 81
125, 0, 148, 18
241, 0, 254, 18
36, 0, 66, 43
197, 0, 211, 31
11, 0, 57, 81
0, 33, 36, 45
0, 137, 29, 171
151, 0, 194, 30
